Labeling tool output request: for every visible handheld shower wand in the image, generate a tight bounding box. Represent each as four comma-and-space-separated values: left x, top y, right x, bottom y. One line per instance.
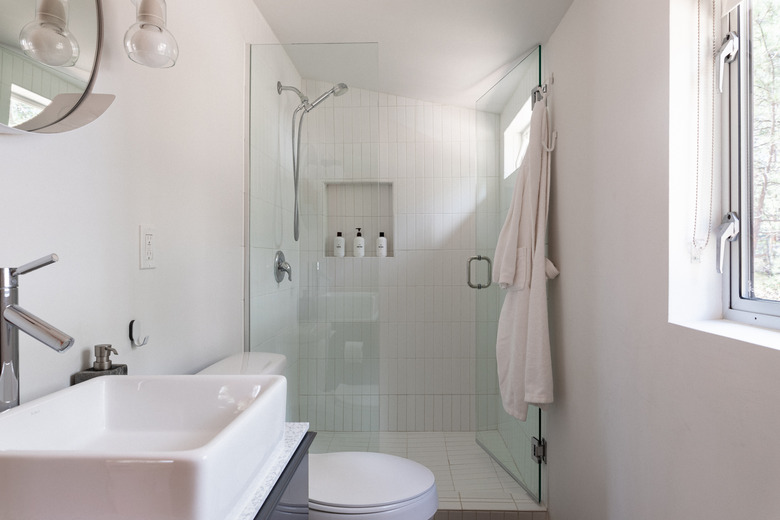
277, 81, 349, 241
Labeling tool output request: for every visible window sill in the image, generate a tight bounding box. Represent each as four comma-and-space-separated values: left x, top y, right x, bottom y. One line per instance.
676, 318, 780, 352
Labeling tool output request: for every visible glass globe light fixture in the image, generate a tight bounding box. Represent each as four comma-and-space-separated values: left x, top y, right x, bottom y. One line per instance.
124, 0, 178, 68
19, 0, 79, 67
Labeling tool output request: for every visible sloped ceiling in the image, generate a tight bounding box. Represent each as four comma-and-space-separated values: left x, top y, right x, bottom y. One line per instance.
252, 0, 573, 108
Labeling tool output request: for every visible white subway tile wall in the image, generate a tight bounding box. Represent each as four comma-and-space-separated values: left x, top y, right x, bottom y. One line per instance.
295, 78, 500, 432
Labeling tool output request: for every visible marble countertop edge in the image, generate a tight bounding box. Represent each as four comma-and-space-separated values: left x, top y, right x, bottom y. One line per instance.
229, 422, 310, 520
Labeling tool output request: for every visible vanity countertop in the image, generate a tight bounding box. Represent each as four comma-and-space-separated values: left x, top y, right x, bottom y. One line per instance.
228, 422, 310, 520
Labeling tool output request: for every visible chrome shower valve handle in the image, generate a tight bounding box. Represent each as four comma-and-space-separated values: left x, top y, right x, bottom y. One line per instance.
274, 250, 292, 283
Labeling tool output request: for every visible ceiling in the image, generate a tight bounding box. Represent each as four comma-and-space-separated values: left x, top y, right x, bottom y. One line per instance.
252, 0, 573, 108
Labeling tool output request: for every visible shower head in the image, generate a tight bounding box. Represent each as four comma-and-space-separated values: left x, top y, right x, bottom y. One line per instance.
333, 83, 349, 96
307, 83, 349, 111
277, 81, 308, 104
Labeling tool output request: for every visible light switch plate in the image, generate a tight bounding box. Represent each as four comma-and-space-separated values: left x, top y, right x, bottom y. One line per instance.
140, 225, 156, 269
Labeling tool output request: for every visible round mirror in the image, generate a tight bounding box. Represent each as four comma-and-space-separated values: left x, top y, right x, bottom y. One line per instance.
0, 0, 111, 133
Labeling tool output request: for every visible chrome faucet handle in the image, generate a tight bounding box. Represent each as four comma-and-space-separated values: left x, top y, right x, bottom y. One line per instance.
12, 254, 59, 277
280, 261, 292, 282
274, 250, 292, 283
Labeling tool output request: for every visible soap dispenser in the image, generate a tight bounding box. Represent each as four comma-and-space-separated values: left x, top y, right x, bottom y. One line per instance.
353, 228, 365, 257
334, 231, 345, 257
377, 231, 387, 257
72, 344, 128, 385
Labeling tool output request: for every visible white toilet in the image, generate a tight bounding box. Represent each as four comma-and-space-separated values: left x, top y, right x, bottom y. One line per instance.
308, 451, 437, 520
199, 353, 438, 520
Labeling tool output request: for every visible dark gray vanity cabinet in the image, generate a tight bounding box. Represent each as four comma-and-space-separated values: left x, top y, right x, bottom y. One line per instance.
254, 432, 315, 520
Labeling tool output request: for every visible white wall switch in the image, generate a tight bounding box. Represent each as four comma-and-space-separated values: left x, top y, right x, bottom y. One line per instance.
140, 226, 156, 269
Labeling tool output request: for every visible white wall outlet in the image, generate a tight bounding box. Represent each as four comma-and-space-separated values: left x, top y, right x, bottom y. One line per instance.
140, 226, 156, 269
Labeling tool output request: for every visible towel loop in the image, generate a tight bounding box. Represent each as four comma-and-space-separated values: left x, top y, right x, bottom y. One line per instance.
544, 130, 558, 153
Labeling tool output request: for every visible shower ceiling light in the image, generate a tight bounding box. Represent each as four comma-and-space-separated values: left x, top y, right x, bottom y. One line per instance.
19, 0, 79, 67
124, 0, 178, 68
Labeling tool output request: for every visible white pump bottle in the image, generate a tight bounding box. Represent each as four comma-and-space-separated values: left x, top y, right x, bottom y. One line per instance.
353, 228, 365, 257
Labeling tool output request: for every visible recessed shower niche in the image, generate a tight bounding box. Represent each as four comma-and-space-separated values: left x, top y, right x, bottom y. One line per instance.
325, 181, 393, 257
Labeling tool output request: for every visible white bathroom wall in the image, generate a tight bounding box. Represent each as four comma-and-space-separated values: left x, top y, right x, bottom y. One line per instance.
297, 80, 484, 431
544, 0, 780, 518
0, 0, 279, 403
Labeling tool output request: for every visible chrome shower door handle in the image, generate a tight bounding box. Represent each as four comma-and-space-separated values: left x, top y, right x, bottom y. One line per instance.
467, 255, 492, 289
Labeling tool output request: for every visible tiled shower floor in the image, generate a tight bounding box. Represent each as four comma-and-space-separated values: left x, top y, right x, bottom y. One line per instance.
309, 431, 546, 512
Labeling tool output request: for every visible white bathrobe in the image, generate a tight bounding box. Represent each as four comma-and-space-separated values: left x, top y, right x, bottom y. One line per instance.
492, 99, 558, 421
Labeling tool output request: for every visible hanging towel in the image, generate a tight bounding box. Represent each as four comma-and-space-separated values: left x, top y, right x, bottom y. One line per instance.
492, 97, 558, 421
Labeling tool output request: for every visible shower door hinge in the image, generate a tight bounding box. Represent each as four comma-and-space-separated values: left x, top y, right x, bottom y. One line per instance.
532, 437, 547, 464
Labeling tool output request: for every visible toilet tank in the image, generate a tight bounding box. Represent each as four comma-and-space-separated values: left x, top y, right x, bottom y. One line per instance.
198, 352, 287, 376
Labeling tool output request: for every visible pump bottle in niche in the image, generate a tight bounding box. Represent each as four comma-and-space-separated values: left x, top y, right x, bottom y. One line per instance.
377, 231, 387, 257
353, 228, 365, 257
334, 231, 345, 257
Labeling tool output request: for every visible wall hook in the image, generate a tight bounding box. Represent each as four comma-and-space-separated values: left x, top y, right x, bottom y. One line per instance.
128, 320, 149, 347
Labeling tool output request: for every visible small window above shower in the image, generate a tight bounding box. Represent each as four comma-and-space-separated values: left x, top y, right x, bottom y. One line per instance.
325, 181, 394, 257
503, 97, 533, 179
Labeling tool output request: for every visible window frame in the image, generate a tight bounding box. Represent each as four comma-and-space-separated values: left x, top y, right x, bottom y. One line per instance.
724, 0, 780, 327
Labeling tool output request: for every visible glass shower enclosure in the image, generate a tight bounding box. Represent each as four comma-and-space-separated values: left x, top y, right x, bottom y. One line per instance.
474, 46, 545, 503
247, 42, 383, 431
249, 40, 547, 503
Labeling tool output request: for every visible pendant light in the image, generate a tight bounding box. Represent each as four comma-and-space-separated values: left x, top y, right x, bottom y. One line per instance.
19, 0, 79, 67
124, 0, 178, 68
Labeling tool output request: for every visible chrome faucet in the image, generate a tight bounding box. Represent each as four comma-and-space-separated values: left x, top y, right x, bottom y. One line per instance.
0, 254, 74, 412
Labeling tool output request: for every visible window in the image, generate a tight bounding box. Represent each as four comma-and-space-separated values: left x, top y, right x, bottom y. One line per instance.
725, 0, 780, 326
503, 97, 532, 179
8, 84, 49, 127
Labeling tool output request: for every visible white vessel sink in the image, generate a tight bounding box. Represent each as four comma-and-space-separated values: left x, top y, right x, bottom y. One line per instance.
0, 374, 287, 520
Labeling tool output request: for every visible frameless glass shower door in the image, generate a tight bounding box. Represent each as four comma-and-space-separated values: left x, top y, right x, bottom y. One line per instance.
248, 43, 383, 431
474, 46, 545, 503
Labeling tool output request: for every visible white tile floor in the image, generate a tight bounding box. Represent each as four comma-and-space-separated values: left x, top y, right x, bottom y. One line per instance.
309, 431, 546, 512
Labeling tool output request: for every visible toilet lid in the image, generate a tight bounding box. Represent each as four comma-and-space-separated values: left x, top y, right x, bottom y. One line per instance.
309, 452, 435, 509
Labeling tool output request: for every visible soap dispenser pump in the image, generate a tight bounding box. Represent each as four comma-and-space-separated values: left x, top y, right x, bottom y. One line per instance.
93, 344, 118, 370
353, 228, 365, 257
